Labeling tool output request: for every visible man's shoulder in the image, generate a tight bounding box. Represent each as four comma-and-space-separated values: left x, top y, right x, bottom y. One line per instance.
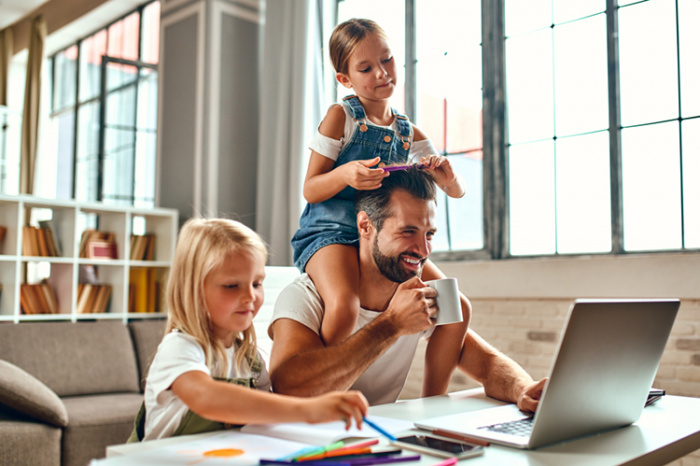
269, 274, 323, 338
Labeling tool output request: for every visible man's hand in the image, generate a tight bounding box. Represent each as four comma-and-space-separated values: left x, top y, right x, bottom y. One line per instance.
381, 277, 437, 336
517, 378, 547, 413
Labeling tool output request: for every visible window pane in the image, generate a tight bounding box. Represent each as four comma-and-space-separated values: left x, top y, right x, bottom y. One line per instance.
53, 46, 77, 112
618, 1, 678, 127
447, 153, 483, 250
506, 29, 554, 143
107, 59, 139, 92
137, 69, 158, 130
336, 0, 405, 112
108, 13, 140, 61
555, 132, 611, 253
622, 122, 682, 251
79, 30, 107, 101
75, 102, 101, 202
141, 1, 161, 64
54, 111, 75, 200
553, 15, 608, 137
103, 84, 136, 205
509, 140, 556, 255
416, 0, 481, 154
134, 131, 156, 208
679, 0, 700, 118
553, 0, 605, 25
682, 119, 700, 248
505, 0, 551, 37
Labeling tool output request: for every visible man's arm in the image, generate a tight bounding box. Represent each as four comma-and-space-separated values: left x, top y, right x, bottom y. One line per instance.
458, 329, 546, 413
421, 292, 471, 397
269, 277, 437, 397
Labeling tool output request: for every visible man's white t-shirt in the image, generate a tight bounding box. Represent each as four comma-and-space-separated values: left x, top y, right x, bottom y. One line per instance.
144, 330, 272, 440
269, 274, 434, 406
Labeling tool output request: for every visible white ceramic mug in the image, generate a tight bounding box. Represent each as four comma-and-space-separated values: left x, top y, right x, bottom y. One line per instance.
425, 277, 463, 325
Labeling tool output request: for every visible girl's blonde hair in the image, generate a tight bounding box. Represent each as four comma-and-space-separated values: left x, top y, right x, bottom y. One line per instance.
165, 218, 268, 377
329, 18, 389, 75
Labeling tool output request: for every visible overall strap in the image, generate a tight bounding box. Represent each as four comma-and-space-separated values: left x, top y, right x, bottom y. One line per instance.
393, 110, 412, 138
342, 94, 366, 120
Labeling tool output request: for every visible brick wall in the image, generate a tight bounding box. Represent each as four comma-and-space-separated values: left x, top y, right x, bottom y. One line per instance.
400, 297, 700, 464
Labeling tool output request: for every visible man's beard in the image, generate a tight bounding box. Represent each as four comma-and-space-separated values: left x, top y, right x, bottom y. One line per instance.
372, 234, 424, 283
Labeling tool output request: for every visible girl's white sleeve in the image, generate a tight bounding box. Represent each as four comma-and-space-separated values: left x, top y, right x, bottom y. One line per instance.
309, 130, 343, 162
409, 139, 439, 163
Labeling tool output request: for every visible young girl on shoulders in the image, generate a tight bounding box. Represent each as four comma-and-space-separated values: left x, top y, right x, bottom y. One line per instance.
131, 218, 367, 441
291, 18, 469, 381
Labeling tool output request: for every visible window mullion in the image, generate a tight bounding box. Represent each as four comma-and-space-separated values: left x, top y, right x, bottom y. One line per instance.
482, 0, 507, 259
606, 0, 624, 254
404, 0, 416, 120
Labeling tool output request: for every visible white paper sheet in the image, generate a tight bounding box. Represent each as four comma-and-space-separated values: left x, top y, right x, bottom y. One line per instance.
241, 415, 415, 445
90, 431, 312, 466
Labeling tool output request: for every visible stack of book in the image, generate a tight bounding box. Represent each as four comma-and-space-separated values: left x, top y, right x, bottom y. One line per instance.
20, 281, 59, 314
22, 223, 61, 257
76, 283, 112, 314
79, 230, 118, 259
128, 268, 158, 313
130, 234, 155, 260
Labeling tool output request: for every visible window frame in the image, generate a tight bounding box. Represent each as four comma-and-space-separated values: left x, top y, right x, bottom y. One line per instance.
49, 0, 159, 206
336, 0, 699, 261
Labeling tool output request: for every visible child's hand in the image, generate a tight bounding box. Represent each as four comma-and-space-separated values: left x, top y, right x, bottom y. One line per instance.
305, 390, 369, 429
419, 155, 456, 186
339, 157, 388, 191
419, 155, 466, 198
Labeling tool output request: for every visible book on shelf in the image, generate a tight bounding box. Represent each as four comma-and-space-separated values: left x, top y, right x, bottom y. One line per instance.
38, 220, 62, 256
129, 267, 158, 313
76, 283, 112, 313
20, 282, 58, 314
80, 230, 118, 259
22, 225, 60, 257
0, 225, 6, 243
130, 234, 155, 261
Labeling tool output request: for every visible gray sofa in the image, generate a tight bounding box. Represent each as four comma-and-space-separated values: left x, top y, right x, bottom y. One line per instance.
0, 319, 166, 466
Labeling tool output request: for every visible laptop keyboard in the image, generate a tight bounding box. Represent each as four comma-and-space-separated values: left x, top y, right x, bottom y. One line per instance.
478, 416, 534, 437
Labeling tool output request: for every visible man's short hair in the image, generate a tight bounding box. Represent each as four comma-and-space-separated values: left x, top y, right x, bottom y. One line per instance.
355, 167, 437, 232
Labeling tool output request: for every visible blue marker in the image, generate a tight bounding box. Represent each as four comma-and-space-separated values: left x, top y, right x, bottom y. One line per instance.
362, 417, 397, 441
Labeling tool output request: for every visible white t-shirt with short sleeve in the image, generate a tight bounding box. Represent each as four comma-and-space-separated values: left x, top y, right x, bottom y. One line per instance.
269, 274, 434, 406
143, 330, 271, 440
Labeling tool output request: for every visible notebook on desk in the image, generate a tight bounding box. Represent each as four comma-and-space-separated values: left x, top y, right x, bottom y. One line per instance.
415, 298, 680, 450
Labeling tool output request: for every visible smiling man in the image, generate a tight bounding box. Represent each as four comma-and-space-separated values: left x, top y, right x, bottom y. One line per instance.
268, 168, 545, 411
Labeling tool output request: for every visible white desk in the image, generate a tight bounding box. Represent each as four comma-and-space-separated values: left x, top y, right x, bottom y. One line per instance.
106, 388, 700, 465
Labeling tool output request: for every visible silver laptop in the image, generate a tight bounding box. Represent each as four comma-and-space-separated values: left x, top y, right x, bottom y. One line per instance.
415, 299, 680, 449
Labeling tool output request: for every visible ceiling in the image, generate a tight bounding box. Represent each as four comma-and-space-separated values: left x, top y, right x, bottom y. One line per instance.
0, 0, 49, 30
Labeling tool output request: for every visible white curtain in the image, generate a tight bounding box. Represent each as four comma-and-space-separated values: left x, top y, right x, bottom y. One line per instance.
20, 16, 46, 196
256, 0, 335, 266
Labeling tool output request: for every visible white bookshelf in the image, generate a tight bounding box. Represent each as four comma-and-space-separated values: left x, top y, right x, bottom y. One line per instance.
0, 194, 178, 323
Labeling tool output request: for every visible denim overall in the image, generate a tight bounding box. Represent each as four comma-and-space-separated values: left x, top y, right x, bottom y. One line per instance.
127, 353, 264, 442
291, 95, 413, 272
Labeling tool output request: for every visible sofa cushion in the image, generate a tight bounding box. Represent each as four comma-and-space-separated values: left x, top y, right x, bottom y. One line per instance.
0, 321, 140, 397
0, 410, 61, 466
128, 319, 166, 391
0, 360, 68, 427
61, 393, 143, 466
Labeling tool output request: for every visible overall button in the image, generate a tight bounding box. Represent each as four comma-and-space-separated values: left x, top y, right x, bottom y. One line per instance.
403, 142, 410, 150
383, 135, 392, 143
360, 124, 368, 132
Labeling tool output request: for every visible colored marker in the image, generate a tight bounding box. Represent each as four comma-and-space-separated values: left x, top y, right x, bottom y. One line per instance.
294, 441, 346, 460
362, 416, 398, 441
432, 458, 458, 466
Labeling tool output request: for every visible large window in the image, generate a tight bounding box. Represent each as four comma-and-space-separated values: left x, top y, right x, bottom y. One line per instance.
49, 1, 160, 207
336, 0, 699, 258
